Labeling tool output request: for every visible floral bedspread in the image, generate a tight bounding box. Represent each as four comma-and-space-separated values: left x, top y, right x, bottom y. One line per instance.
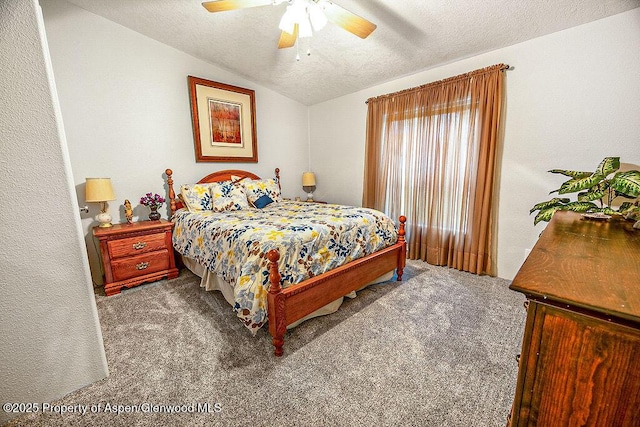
172, 201, 398, 333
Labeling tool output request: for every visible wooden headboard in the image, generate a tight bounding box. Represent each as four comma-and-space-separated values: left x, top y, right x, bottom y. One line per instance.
165, 168, 280, 216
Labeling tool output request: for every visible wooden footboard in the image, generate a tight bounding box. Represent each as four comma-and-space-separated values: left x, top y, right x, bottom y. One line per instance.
267, 216, 406, 356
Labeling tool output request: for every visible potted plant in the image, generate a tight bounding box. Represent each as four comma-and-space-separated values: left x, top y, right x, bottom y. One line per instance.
530, 157, 640, 225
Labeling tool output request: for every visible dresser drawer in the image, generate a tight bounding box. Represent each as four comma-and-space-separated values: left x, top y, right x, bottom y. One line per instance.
107, 232, 167, 259
111, 250, 170, 282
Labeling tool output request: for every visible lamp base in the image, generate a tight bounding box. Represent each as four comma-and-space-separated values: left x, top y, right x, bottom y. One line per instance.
303, 185, 316, 202
97, 209, 112, 228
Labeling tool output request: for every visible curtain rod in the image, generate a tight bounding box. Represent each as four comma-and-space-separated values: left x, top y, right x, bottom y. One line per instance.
365, 63, 512, 104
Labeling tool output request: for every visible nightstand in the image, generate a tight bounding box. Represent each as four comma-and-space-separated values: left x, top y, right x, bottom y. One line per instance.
93, 220, 178, 296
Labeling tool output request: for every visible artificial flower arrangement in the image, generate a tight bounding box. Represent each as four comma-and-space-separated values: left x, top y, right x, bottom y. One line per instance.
140, 192, 165, 220
140, 192, 165, 209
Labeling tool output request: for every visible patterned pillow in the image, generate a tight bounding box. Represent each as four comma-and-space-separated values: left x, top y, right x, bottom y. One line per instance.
243, 178, 282, 206
209, 181, 250, 212
180, 183, 214, 212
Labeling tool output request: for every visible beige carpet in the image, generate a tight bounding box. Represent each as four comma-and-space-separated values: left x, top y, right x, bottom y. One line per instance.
7, 260, 526, 426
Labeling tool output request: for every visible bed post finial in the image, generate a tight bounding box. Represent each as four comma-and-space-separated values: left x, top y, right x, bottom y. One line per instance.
267, 249, 281, 293
267, 249, 285, 356
275, 168, 281, 192
397, 216, 407, 281
398, 216, 406, 241
165, 168, 176, 217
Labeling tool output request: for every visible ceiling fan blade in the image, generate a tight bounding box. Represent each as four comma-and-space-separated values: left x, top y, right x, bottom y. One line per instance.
278, 24, 298, 49
322, 1, 377, 39
202, 0, 273, 13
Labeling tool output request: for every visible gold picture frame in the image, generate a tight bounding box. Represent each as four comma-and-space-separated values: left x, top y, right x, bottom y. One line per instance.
188, 76, 258, 162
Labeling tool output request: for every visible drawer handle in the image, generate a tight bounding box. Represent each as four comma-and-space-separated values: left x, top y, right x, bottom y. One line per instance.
136, 262, 149, 270
133, 242, 147, 250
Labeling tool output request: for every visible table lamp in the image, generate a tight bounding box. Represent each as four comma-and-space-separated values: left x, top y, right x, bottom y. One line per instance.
85, 178, 116, 227
302, 172, 316, 201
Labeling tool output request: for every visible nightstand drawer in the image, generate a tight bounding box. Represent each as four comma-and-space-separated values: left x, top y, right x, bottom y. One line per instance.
111, 250, 170, 282
107, 233, 167, 259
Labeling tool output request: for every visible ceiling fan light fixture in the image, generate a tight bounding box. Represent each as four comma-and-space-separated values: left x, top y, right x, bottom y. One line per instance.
278, 5, 297, 34
298, 15, 313, 38
308, 3, 327, 31
278, 0, 325, 37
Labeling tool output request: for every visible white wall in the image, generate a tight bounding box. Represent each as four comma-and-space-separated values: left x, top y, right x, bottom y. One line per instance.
0, 0, 108, 424
309, 8, 640, 279
41, 0, 310, 284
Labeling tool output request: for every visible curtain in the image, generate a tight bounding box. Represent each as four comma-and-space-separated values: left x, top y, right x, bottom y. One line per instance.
363, 64, 506, 275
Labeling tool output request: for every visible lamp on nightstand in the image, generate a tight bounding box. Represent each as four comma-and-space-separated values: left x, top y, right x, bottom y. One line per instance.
302, 172, 316, 202
85, 178, 116, 228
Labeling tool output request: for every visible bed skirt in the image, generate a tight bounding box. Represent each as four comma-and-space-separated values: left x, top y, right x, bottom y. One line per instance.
182, 256, 393, 329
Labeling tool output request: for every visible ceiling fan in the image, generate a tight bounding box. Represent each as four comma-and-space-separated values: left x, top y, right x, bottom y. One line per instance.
201, 0, 377, 49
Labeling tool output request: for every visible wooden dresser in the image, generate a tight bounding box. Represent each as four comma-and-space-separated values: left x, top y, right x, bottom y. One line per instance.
509, 211, 640, 426
93, 220, 178, 296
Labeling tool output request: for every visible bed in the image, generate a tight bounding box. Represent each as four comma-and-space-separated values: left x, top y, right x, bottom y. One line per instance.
165, 167, 406, 356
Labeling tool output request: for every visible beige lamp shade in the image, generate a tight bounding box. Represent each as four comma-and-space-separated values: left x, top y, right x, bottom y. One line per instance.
302, 172, 316, 187
85, 178, 116, 202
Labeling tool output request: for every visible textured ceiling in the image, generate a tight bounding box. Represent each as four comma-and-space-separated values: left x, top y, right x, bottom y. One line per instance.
64, 0, 639, 105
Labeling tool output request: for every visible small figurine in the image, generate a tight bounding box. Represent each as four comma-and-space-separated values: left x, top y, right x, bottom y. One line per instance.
124, 199, 133, 224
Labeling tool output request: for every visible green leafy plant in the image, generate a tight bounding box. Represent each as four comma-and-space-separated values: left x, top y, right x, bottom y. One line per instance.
530, 157, 640, 225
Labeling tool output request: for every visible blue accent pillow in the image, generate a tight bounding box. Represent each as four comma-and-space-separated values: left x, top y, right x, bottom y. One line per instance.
253, 194, 274, 209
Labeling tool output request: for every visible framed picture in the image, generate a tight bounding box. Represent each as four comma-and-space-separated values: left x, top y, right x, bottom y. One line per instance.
187, 76, 258, 162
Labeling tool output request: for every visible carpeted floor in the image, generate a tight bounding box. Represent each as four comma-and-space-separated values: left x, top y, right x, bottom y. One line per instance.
7, 261, 526, 426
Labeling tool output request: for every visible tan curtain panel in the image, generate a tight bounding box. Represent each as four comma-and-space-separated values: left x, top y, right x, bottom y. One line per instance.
363, 64, 506, 275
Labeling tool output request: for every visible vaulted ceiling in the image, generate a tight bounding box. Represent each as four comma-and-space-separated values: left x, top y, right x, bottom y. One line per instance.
64, 0, 639, 105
